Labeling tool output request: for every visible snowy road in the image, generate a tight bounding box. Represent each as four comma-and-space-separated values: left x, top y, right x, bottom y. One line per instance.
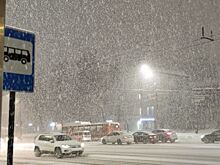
0, 142, 220, 165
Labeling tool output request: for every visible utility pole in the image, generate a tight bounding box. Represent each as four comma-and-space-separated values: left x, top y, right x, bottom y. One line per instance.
201, 26, 214, 41
0, 0, 6, 151
155, 88, 158, 129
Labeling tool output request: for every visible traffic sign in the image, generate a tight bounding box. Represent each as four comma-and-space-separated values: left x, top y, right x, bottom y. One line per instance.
3, 26, 35, 92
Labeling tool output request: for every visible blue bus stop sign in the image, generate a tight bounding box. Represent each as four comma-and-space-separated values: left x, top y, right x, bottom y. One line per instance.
3, 26, 35, 92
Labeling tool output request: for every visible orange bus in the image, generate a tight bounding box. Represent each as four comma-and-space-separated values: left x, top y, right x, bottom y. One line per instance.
62, 121, 120, 141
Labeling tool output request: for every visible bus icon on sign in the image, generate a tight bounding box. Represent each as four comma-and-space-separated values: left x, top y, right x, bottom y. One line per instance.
4, 46, 31, 65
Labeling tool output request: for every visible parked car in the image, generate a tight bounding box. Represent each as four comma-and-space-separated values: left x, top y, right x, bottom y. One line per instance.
201, 130, 220, 143
152, 129, 178, 143
101, 131, 134, 145
34, 133, 84, 158
133, 131, 158, 144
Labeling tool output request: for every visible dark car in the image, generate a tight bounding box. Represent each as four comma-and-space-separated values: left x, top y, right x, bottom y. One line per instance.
132, 131, 158, 144
152, 129, 178, 143
201, 130, 220, 143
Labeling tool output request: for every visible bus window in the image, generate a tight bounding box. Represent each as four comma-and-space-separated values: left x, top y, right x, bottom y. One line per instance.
8, 47, 14, 54
85, 126, 90, 130
78, 126, 82, 130
15, 49, 21, 55
22, 50, 28, 56
90, 125, 96, 131
84, 132, 90, 135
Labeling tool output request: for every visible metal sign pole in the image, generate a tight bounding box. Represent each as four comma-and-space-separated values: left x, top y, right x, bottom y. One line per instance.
0, 0, 6, 151
7, 91, 16, 165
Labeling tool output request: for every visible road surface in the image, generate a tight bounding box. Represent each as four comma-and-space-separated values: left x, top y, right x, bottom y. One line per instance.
0, 142, 220, 165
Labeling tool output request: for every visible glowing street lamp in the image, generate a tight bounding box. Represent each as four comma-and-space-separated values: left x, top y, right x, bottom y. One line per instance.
140, 64, 154, 80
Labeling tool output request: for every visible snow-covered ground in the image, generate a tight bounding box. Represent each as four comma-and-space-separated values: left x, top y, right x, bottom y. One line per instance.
0, 129, 218, 154
176, 132, 204, 143
176, 129, 217, 143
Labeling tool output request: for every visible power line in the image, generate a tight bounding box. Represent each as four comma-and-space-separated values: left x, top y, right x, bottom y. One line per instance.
131, 36, 220, 60
149, 26, 220, 50
114, 28, 220, 62
147, 36, 220, 55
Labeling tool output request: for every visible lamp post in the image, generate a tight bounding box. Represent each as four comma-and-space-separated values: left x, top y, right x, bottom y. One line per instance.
123, 63, 189, 130
139, 63, 191, 129
138, 64, 190, 129
138, 64, 156, 130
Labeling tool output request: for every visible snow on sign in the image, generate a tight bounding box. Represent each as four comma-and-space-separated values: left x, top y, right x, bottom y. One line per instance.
3, 26, 35, 92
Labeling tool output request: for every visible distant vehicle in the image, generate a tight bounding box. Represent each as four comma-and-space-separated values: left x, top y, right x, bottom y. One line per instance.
34, 133, 84, 158
152, 129, 178, 143
133, 131, 158, 144
72, 130, 91, 142
201, 130, 220, 143
62, 121, 120, 141
101, 131, 134, 145
4, 46, 31, 64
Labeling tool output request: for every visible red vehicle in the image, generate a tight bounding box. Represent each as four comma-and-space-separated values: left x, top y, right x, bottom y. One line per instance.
133, 131, 158, 144
152, 129, 178, 143
62, 121, 120, 141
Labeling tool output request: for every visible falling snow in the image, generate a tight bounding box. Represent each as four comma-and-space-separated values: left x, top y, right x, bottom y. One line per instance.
4, 0, 220, 132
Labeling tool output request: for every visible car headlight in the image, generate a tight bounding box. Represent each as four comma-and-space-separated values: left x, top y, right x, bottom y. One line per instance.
81, 143, 85, 148
61, 144, 70, 149
200, 135, 205, 139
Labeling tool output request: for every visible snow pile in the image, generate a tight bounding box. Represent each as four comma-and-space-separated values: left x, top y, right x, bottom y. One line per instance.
176, 129, 216, 143
177, 133, 203, 143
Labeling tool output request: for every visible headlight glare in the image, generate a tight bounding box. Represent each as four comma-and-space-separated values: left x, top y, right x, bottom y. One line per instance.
61, 144, 70, 148
81, 143, 85, 148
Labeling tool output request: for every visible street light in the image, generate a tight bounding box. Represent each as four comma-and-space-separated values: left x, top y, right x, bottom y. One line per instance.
140, 64, 154, 80
139, 64, 191, 129
139, 64, 156, 130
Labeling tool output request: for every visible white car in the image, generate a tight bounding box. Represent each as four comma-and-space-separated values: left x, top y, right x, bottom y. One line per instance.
101, 131, 134, 145
34, 133, 84, 158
